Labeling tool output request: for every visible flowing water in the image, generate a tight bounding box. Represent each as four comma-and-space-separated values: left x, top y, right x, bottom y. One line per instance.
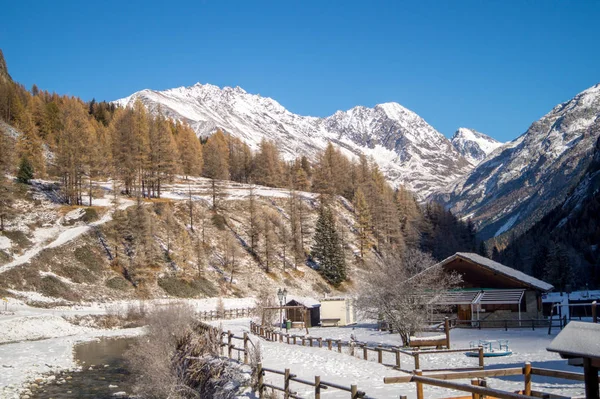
29, 336, 137, 399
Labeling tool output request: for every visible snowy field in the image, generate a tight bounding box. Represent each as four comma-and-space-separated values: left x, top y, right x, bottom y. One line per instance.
211, 319, 586, 399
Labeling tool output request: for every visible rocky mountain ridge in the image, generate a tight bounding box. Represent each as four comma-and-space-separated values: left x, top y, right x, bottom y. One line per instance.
434, 83, 600, 241
115, 83, 472, 197
451, 127, 504, 165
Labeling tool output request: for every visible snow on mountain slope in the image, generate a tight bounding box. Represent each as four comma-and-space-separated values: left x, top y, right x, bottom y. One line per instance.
451, 127, 504, 165
115, 83, 472, 197
433, 83, 600, 240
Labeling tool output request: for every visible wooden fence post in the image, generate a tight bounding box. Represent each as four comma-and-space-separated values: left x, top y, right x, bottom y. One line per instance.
363, 344, 368, 360
287, 334, 290, 344
524, 362, 532, 396
284, 368, 290, 399
243, 332, 249, 364
309, 337, 313, 347
318, 337, 323, 348
315, 375, 321, 399
377, 344, 383, 364
478, 346, 484, 369
395, 350, 401, 369
338, 340, 342, 353
471, 379, 480, 399
415, 370, 424, 399
593, 301, 597, 323
228, 330, 233, 358
302, 337, 306, 346
327, 339, 332, 350
293, 336, 297, 345
444, 317, 451, 348
414, 349, 420, 370
257, 362, 264, 399
351, 384, 358, 399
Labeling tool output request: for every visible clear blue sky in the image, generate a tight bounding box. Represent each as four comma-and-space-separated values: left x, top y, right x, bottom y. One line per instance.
2, 0, 599, 142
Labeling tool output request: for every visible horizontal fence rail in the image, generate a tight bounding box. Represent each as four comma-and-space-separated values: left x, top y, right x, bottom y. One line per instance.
250, 321, 485, 372
257, 362, 366, 399
198, 307, 255, 321
384, 362, 586, 399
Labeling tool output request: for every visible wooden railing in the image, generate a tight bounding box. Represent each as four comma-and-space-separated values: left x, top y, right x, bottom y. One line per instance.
198, 307, 254, 321
257, 362, 366, 399
384, 362, 585, 399
196, 321, 252, 364
250, 321, 485, 372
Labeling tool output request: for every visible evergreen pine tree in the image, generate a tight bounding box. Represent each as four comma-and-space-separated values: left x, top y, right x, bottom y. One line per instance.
17, 157, 34, 184
311, 203, 346, 286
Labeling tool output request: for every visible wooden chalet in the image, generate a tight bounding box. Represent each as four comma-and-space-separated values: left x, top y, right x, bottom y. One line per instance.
431, 252, 554, 323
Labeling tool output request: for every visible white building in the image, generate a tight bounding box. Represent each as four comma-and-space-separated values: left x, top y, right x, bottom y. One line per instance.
319, 297, 356, 327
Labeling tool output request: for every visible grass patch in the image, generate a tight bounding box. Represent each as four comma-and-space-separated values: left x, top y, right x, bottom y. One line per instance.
39, 275, 80, 301
211, 213, 226, 230
3, 230, 32, 249
82, 207, 100, 223
106, 276, 131, 291
158, 276, 218, 298
74, 246, 104, 273
53, 264, 96, 284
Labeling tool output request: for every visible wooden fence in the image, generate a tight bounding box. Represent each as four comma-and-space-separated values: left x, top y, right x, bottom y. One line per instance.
250, 321, 485, 372
257, 362, 366, 399
196, 321, 252, 364
198, 307, 254, 321
384, 362, 585, 399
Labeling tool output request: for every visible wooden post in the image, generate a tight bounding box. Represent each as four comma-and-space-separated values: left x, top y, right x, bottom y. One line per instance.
318, 337, 323, 348
395, 350, 401, 369
327, 339, 332, 350
478, 346, 484, 369
583, 357, 599, 399
315, 375, 321, 399
243, 332, 249, 364
415, 369, 424, 399
444, 317, 450, 348
351, 384, 358, 399
414, 349, 420, 370
338, 340, 342, 353
287, 334, 290, 344
363, 344, 368, 360
228, 330, 233, 358
279, 332, 283, 343
309, 337, 313, 347
293, 336, 297, 345
257, 363, 264, 399
592, 301, 597, 323
302, 337, 306, 346
377, 344, 383, 364
524, 362, 532, 396
284, 368, 290, 399
471, 378, 480, 399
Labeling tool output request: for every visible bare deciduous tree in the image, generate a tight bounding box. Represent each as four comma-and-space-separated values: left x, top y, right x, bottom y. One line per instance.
357, 248, 461, 345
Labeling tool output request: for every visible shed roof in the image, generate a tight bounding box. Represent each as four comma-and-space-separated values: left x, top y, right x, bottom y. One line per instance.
285, 295, 321, 308
437, 252, 553, 292
547, 321, 600, 360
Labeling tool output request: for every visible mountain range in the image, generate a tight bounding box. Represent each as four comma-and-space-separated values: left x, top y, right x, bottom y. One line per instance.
434, 83, 600, 241
116, 81, 600, 243
115, 84, 497, 197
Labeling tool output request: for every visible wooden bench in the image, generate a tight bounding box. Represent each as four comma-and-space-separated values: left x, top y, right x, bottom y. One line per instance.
320, 318, 341, 327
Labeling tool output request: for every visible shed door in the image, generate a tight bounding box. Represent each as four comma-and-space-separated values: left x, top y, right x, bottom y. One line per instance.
458, 305, 472, 321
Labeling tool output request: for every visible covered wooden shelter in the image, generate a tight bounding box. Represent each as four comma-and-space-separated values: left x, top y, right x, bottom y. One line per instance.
431, 252, 553, 322
547, 321, 600, 398
284, 296, 321, 328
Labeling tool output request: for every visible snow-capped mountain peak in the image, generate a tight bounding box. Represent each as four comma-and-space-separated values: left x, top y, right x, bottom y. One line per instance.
451, 127, 504, 165
115, 83, 473, 197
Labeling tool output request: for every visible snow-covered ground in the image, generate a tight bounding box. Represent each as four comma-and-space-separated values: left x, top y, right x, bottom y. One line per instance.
212, 319, 586, 398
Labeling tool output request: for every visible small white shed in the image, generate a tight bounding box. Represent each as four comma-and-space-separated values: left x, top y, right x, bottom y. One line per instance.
319, 297, 356, 327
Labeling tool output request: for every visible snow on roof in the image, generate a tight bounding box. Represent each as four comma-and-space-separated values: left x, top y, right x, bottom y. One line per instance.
285, 295, 321, 308
437, 252, 554, 292
547, 321, 600, 360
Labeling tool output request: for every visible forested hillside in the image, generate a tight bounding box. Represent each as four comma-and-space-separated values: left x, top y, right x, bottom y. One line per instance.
0, 50, 478, 302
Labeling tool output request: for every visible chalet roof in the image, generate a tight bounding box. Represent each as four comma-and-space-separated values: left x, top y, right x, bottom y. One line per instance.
285, 295, 321, 308
437, 252, 553, 292
547, 321, 600, 360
